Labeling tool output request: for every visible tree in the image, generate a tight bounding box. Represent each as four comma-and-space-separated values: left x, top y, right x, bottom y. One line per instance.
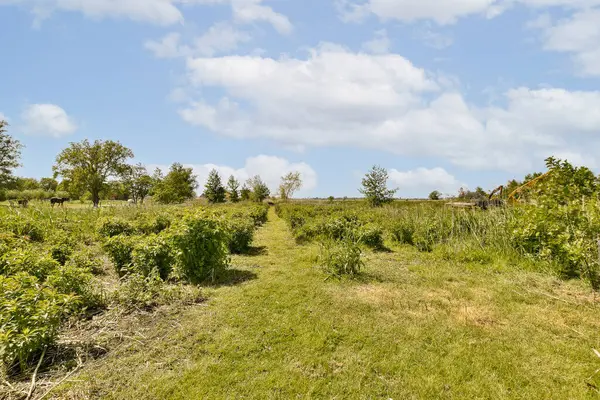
0, 120, 23, 188
204, 169, 226, 204
240, 184, 251, 201
14, 177, 40, 190
227, 175, 240, 203
247, 175, 270, 202
153, 163, 198, 204
53, 139, 134, 207
278, 171, 303, 201
123, 163, 153, 204
429, 190, 441, 201
359, 165, 397, 207
40, 177, 59, 192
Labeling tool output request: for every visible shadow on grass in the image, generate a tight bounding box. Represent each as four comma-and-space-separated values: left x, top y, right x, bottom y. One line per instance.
244, 245, 268, 256
371, 245, 393, 253
210, 269, 258, 287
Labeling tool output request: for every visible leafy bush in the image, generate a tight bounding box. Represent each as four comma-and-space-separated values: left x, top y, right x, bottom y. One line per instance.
131, 234, 174, 280
170, 213, 230, 284
0, 215, 45, 242
226, 219, 255, 254
98, 217, 135, 237
357, 224, 384, 249
318, 240, 364, 278
45, 263, 105, 311
0, 273, 76, 372
67, 248, 104, 275
390, 220, 414, 245
103, 235, 140, 276
0, 249, 60, 280
134, 214, 171, 234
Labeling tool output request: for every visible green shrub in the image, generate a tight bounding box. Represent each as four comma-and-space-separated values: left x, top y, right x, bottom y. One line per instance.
170, 213, 230, 284
357, 224, 384, 249
226, 219, 255, 254
98, 217, 135, 237
390, 221, 414, 245
131, 234, 174, 280
111, 272, 163, 311
48, 233, 75, 266
318, 240, 364, 278
46, 264, 106, 311
66, 248, 104, 275
0, 273, 77, 372
0, 216, 45, 242
103, 235, 140, 276
0, 249, 60, 280
134, 214, 171, 235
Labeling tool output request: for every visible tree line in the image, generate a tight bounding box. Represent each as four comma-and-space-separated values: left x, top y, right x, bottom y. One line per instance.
0, 120, 304, 206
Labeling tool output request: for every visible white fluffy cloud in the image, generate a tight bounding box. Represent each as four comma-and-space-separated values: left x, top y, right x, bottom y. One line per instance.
20, 104, 77, 137
178, 45, 600, 172
0, 0, 184, 25
530, 9, 600, 76
1, 0, 291, 31
145, 23, 251, 58
389, 167, 465, 198
151, 155, 317, 196
337, 0, 600, 24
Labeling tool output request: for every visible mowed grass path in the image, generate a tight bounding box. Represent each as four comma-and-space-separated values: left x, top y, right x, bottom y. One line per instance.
60, 209, 600, 399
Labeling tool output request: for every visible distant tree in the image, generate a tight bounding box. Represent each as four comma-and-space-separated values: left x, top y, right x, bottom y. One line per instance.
204, 169, 226, 204
247, 175, 270, 202
327, 196, 335, 203
227, 175, 240, 203
429, 190, 441, 201
359, 165, 397, 207
104, 180, 129, 200
0, 120, 23, 189
53, 139, 134, 207
240, 184, 251, 201
123, 163, 153, 204
13, 177, 40, 191
278, 171, 302, 201
153, 163, 198, 204
40, 177, 59, 192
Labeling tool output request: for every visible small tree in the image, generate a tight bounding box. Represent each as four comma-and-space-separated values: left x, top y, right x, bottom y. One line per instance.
429, 190, 441, 201
247, 175, 270, 202
53, 139, 134, 207
153, 163, 198, 204
279, 171, 303, 201
0, 120, 23, 189
227, 175, 240, 203
240, 184, 251, 201
123, 163, 153, 204
204, 169, 226, 204
359, 165, 397, 207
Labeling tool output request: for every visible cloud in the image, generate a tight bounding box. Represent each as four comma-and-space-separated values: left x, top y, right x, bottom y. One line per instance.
336, 0, 600, 25
361, 29, 391, 54
530, 9, 600, 76
150, 155, 317, 196
0, 0, 184, 25
389, 167, 465, 197
231, 0, 293, 34
20, 104, 77, 137
177, 44, 600, 172
145, 23, 252, 59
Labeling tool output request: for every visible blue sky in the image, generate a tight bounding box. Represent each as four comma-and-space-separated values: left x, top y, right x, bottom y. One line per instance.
1, 0, 599, 198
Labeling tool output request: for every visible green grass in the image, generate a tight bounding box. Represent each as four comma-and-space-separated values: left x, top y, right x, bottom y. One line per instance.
55, 208, 600, 399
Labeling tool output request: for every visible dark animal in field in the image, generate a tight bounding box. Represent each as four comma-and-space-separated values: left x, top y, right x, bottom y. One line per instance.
17, 199, 29, 207
50, 197, 70, 207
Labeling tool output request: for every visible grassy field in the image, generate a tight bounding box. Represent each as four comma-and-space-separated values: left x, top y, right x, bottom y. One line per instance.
53, 208, 600, 399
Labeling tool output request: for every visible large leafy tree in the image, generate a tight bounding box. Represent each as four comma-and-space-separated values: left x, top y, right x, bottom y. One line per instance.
203, 169, 226, 204
123, 163, 153, 204
278, 171, 302, 201
40, 177, 59, 192
153, 163, 198, 204
247, 175, 270, 202
53, 139, 134, 207
227, 175, 240, 203
240, 184, 251, 201
0, 120, 23, 188
359, 165, 397, 207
